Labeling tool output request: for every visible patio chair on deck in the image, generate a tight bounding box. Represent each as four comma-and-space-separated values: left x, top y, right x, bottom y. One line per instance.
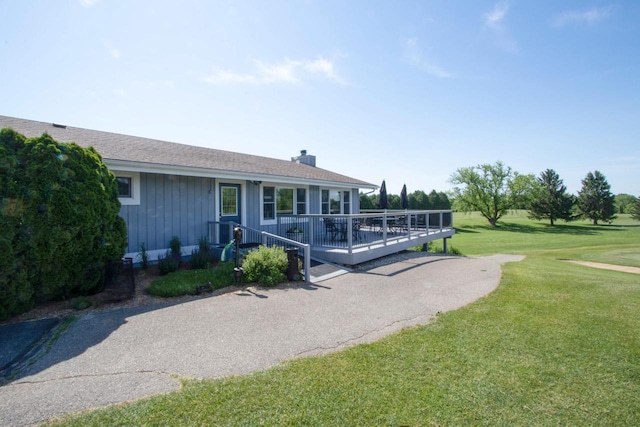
324, 218, 341, 242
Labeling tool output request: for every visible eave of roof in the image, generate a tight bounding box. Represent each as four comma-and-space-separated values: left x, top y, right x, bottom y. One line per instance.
0, 115, 377, 189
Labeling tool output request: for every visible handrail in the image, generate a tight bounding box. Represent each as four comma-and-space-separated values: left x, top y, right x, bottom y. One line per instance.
208, 221, 311, 283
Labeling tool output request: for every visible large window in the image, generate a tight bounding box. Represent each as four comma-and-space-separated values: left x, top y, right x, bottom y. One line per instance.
321, 189, 351, 214
263, 186, 306, 221
277, 188, 293, 215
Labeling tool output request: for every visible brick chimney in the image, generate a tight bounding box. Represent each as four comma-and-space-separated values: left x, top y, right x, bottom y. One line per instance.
291, 149, 316, 167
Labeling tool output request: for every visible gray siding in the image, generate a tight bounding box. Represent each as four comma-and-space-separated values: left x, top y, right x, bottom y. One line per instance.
245, 180, 261, 229
119, 173, 215, 253
352, 188, 361, 213
309, 185, 321, 214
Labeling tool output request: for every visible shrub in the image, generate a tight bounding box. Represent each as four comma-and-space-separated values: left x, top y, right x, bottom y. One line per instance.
138, 242, 149, 270
169, 236, 182, 265
158, 252, 179, 276
427, 241, 463, 255
190, 237, 211, 270
0, 129, 127, 320
70, 296, 91, 311
242, 246, 288, 287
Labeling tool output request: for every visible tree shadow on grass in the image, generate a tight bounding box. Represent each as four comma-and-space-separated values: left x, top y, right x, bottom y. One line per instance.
458, 222, 628, 236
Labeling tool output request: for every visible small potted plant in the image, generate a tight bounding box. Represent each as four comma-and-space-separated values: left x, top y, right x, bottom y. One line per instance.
286, 225, 304, 242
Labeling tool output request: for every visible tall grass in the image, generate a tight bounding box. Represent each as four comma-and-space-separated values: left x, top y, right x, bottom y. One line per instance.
46, 213, 640, 426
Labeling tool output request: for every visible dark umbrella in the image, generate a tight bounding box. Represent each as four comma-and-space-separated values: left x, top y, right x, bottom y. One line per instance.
378, 180, 388, 210
400, 184, 408, 210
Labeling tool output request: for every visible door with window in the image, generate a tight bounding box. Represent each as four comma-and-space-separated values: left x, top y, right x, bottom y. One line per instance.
219, 183, 241, 243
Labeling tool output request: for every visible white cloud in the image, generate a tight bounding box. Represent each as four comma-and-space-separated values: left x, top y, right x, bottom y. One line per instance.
551, 6, 615, 27
483, 1, 518, 53
484, 1, 509, 29
403, 38, 452, 79
204, 71, 259, 84
103, 41, 121, 59
256, 59, 300, 84
203, 57, 343, 85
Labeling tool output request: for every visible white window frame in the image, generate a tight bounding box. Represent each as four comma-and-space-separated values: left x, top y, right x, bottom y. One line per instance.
321, 188, 350, 215
261, 185, 307, 224
116, 172, 140, 206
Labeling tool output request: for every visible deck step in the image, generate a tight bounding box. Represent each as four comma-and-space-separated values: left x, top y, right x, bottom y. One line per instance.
308, 259, 351, 283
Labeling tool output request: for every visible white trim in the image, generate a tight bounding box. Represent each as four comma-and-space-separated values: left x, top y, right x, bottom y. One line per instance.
124, 245, 198, 266
104, 159, 377, 190
116, 171, 140, 206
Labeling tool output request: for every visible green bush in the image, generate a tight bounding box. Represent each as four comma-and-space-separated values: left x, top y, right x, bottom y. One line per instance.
70, 296, 92, 311
190, 237, 211, 270
138, 242, 149, 270
169, 235, 182, 265
427, 241, 463, 255
0, 129, 127, 320
157, 252, 179, 276
242, 246, 288, 287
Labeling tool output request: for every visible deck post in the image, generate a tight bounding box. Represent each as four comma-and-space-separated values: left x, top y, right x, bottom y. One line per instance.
347, 216, 353, 254
443, 237, 448, 254
303, 244, 311, 283
382, 214, 388, 245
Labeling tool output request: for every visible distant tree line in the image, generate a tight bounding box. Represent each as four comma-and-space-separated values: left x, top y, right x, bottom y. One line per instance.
360, 189, 451, 210
368, 161, 638, 227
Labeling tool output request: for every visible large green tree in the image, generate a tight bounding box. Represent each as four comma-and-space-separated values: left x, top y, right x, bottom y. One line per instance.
528, 169, 575, 225
0, 129, 127, 320
449, 161, 536, 227
615, 193, 637, 214
576, 170, 616, 225
628, 195, 640, 221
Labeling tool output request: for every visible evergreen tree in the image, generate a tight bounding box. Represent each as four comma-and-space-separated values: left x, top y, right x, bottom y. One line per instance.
576, 170, 616, 225
0, 129, 127, 320
528, 169, 574, 225
630, 196, 640, 221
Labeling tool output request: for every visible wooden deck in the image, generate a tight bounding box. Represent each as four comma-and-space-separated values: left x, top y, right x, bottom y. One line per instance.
310, 226, 455, 265
209, 210, 455, 268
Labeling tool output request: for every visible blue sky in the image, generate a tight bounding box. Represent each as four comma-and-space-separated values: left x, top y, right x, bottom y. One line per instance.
2, 0, 638, 196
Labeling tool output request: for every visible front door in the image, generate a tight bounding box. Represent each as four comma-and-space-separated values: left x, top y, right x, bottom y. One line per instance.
219, 183, 241, 243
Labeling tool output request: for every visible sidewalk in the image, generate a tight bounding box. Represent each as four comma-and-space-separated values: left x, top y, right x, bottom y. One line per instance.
0, 253, 523, 426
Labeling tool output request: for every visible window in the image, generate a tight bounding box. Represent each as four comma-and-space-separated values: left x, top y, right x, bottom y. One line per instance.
116, 177, 132, 198
263, 187, 275, 220
277, 188, 293, 215
321, 189, 350, 214
296, 188, 306, 214
262, 186, 307, 222
343, 190, 350, 214
221, 187, 238, 216
115, 172, 140, 206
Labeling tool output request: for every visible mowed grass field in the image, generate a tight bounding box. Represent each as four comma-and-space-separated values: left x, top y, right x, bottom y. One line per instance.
47, 212, 640, 426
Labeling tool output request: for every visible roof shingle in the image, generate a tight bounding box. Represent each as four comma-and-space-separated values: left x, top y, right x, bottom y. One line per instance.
0, 115, 375, 188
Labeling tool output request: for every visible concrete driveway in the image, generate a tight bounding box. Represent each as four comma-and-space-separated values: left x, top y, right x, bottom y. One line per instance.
0, 253, 523, 426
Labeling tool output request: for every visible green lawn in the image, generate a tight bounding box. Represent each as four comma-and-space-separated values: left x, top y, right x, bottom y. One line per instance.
46, 213, 640, 426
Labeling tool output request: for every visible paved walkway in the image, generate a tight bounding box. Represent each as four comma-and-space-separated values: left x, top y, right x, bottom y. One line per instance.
0, 253, 524, 426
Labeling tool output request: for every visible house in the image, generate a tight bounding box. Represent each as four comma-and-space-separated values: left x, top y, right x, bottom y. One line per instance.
0, 115, 381, 262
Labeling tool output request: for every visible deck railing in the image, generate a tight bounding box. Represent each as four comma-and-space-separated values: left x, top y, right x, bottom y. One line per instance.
276, 210, 453, 251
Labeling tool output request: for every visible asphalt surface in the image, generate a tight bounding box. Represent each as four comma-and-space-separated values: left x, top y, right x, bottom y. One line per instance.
0, 253, 524, 426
